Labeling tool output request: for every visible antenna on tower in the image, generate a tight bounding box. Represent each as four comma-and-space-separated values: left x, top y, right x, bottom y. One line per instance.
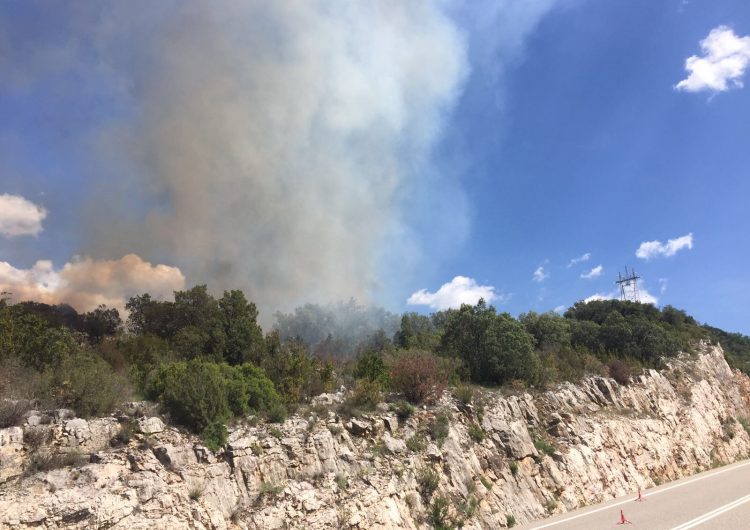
615, 267, 641, 302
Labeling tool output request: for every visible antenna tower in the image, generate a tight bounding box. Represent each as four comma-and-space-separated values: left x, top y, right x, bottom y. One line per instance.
615, 267, 641, 302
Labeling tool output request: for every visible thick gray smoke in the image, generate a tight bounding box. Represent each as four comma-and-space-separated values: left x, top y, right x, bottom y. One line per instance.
86, 1, 468, 316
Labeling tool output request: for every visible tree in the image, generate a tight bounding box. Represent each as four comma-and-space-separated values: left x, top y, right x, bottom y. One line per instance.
520, 312, 571, 351
394, 312, 439, 350
82, 305, 121, 343
219, 290, 265, 365
438, 300, 540, 385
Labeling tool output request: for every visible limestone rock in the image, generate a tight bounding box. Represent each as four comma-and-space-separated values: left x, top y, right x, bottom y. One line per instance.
1, 344, 749, 530
138, 416, 165, 434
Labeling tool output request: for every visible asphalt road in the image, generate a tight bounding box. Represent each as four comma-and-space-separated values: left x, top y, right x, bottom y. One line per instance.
519, 459, 750, 529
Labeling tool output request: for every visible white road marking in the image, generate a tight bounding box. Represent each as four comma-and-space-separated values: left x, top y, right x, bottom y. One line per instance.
526, 459, 750, 529
670, 493, 750, 530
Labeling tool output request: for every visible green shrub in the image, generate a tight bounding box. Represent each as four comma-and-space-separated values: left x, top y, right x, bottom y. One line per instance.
347, 378, 382, 410
258, 482, 284, 496
328, 424, 343, 435
533, 436, 555, 456
453, 385, 474, 405
406, 434, 427, 453
429, 414, 450, 446
188, 483, 205, 501
480, 475, 492, 489
417, 466, 440, 498
739, 417, 750, 436
468, 424, 485, 443
509, 460, 519, 476
506, 514, 517, 528
44, 351, 130, 417
355, 351, 390, 386
268, 427, 283, 439
266, 401, 287, 423
148, 359, 284, 433
148, 360, 230, 433
429, 495, 451, 529
335, 472, 349, 490
392, 400, 415, 421
200, 421, 228, 451
220, 362, 284, 418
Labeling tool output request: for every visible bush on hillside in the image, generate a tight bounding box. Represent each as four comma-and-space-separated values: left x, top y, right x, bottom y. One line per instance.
43, 351, 130, 417
148, 359, 285, 434
389, 350, 448, 404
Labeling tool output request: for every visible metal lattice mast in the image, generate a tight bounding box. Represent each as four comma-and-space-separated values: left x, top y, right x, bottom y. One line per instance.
615, 266, 641, 302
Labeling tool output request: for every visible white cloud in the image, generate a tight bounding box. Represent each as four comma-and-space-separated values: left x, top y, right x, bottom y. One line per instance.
658, 278, 668, 295
567, 252, 590, 268
0, 193, 47, 237
532, 266, 550, 282
636, 233, 693, 260
407, 276, 501, 310
580, 265, 603, 279
676, 26, 750, 93
583, 286, 658, 305
553, 305, 566, 314
0, 254, 185, 314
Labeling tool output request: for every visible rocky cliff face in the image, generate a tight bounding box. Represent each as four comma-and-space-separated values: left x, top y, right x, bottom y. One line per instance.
2, 342, 750, 529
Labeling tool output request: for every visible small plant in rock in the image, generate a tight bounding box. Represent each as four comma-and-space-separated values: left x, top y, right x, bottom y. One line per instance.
328, 424, 343, 436
533, 436, 555, 456
266, 402, 287, 424
417, 466, 440, 498
392, 400, 415, 421
335, 472, 349, 491
110, 420, 135, 447
739, 417, 750, 436
268, 427, 283, 439
429, 413, 450, 446
506, 514, 517, 528
200, 421, 228, 451
509, 460, 519, 477
25, 450, 87, 476
371, 440, 386, 457
480, 475, 493, 490
346, 378, 382, 411
545, 499, 557, 514
188, 483, 205, 501
468, 424, 485, 443
460, 496, 479, 518
405, 492, 417, 509
251, 443, 263, 456
258, 482, 284, 497
453, 385, 474, 406
429, 495, 452, 530
406, 434, 427, 453
23, 427, 51, 451
0, 400, 32, 428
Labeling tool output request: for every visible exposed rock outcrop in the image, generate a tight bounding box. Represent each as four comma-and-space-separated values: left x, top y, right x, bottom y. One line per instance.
1, 343, 749, 529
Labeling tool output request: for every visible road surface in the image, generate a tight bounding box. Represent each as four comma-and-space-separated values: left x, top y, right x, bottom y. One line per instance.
519, 459, 750, 529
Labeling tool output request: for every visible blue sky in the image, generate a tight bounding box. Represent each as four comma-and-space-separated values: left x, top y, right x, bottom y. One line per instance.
1, 1, 749, 333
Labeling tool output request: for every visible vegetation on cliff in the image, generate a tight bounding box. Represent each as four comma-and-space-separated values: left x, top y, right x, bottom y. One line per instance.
1, 287, 748, 447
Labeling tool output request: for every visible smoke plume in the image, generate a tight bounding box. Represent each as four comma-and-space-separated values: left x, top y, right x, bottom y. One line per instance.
84, 1, 468, 315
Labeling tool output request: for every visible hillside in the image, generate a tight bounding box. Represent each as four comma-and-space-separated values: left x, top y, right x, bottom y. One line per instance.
2, 342, 750, 529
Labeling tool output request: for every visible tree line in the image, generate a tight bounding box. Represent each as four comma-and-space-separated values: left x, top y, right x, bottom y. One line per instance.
2, 286, 747, 449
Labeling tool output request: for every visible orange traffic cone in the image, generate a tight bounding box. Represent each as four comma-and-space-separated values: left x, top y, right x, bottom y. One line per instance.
616, 509, 633, 525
